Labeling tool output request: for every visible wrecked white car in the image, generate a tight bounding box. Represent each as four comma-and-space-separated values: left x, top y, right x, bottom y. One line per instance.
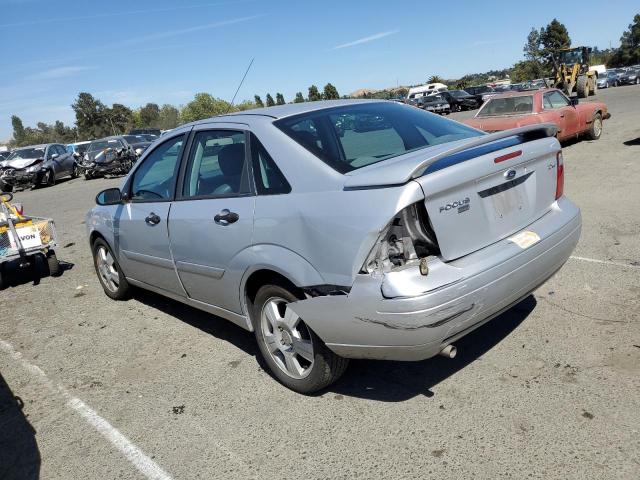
86, 100, 581, 393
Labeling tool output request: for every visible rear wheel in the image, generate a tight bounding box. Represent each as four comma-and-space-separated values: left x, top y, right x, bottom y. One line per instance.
587, 113, 603, 140
47, 251, 61, 277
92, 238, 131, 300
251, 283, 349, 393
84, 172, 93, 180
0, 264, 6, 289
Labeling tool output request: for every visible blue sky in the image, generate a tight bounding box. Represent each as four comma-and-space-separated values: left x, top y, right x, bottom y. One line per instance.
0, 0, 637, 140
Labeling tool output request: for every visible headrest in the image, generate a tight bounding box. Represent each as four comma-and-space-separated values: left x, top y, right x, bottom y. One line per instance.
218, 143, 245, 176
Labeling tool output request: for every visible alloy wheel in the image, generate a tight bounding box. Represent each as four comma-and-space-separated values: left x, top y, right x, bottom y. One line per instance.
96, 245, 119, 293
593, 117, 602, 138
260, 296, 314, 379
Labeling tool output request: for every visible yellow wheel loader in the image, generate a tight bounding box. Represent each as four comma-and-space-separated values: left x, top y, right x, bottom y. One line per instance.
552, 46, 598, 98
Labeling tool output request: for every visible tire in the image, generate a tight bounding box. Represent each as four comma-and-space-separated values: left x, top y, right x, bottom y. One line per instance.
41, 169, 55, 187
84, 172, 93, 180
92, 238, 131, 300
0, 180, 13, 193
636, 78, 640, 85
587, 113, 603, 140
590, 77, 597, 96
251, 283, 349, 393
47, 251, 61, 277
576, 75, 588, 98
71, 163, 79, 179
0, 264, 6, 290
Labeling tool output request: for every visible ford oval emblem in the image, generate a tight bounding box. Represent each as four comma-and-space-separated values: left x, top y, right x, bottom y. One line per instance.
505, 169, 517, 179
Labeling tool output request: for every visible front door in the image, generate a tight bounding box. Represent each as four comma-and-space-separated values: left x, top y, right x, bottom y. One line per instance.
169, 128, 255, 313
543, 90, 578, 140
115, 133, 187, 294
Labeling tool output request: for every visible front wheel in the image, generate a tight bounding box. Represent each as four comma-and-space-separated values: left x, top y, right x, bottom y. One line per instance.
0, 180, 13, 193
251, 283, 349, 393
92, 238, 131, 300
71, 163, 79, 179
587, 113, 603, 140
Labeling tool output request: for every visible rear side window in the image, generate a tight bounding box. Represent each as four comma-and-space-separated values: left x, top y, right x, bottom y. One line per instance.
250, 134, 290, 195
275, 102, 479, 173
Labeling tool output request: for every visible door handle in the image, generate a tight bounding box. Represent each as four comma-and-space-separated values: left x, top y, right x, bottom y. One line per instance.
145, 212, 161, 225
214, 209, 239, 225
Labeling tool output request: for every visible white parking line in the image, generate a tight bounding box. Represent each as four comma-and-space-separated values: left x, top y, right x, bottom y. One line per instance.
570, 255, 640, 269
0, 339, 174, 480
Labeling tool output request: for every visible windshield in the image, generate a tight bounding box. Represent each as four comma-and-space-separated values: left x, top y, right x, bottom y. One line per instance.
477, 95, 534, 116
559, 49, 583, 64
123, 135, 144, 144
275, 102, 480, 173
88, 139, 122, 152
450, 91, 470, 98
6, 147, 45, 161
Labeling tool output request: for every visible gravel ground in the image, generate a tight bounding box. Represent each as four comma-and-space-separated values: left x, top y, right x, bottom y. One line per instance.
1, 85, 639, 480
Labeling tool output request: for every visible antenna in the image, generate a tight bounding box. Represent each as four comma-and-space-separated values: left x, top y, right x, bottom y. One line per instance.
226, 57, 254, 113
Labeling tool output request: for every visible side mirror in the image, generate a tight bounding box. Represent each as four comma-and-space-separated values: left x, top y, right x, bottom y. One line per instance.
96, 188, 123, 206
116, 148, 124, 155
73, 151, 81, 159
570, 98, 579, 106
50, 153, 59, 160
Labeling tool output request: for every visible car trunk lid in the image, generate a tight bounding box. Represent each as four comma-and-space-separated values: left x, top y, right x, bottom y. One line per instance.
344, 124, 561, 261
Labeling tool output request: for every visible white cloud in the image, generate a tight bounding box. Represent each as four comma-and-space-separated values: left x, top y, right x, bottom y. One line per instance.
26, 66, 97, 81
332, 30, 399, 50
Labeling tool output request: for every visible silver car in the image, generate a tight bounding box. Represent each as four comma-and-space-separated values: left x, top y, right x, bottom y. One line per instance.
86, 100, 581, 393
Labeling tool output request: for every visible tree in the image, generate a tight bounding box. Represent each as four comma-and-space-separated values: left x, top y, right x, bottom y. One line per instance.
308, 85, 321, 101
294, 92, 305, 103
11, 115, 25, 145
254, 95, 264, 108
179, 93, 233, 124
539, 19, 571, 69
611, 14, 640, 66
139, 103, 160, 128
511, 60, 544, 82
104, 103, 133, 135
523, 28, 543, 62
427, 75, 444, 84
72, 92, 107, 139
275, 93, 286, 105
236, 100, 258, 111
158, 104, 180, 130
265, 93, 275, 107
323, 83, 339, 100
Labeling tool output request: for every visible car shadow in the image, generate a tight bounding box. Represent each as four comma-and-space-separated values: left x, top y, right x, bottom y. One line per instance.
326, 295, 537, 402
132, 289, 536, 401
0, 373, 41, 480
132, 289, 258, 357
623, 137, 640, 146
0, 257, 73, 290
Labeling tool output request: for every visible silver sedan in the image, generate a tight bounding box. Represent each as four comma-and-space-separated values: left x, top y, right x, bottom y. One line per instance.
87, 100, 581, 393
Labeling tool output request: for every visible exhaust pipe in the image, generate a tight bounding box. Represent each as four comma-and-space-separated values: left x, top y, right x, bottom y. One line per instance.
439, 345, 457, 359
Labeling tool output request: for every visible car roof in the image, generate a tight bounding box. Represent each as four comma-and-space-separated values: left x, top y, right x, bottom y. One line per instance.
481, 88, 554, 100
184, 99, 387, 127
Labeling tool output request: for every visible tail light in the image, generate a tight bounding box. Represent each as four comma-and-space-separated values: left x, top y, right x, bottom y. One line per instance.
555, 151, 564, 200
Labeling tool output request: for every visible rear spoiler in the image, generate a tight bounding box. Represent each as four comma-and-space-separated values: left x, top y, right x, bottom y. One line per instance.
343, 123, 557, 189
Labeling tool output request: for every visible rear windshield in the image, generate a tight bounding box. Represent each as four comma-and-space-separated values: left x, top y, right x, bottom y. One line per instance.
477, 95, 534, 116
274, 102, 480, 173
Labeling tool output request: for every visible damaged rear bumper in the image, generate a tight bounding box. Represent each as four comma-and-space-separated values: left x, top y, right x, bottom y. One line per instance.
288, 197, 581, 361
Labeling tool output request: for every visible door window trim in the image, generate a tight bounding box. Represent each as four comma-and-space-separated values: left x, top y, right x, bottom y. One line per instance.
174, 128, 256, 202
124, 131, 189, 204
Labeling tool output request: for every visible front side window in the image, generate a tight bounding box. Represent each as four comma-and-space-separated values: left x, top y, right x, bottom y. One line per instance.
477, 95, 534, 116
276, 102, 479, 173
130, 135, 184, 201
544, 91, 570, 109
182, 130, 249, 198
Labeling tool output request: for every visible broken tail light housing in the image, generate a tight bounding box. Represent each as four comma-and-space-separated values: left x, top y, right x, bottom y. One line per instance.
555, 151, 564, 200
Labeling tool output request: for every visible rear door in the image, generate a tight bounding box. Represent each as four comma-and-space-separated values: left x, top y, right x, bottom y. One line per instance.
543, 90, 578, 139
115, 133, 187, 294
168, 126, 255, 313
